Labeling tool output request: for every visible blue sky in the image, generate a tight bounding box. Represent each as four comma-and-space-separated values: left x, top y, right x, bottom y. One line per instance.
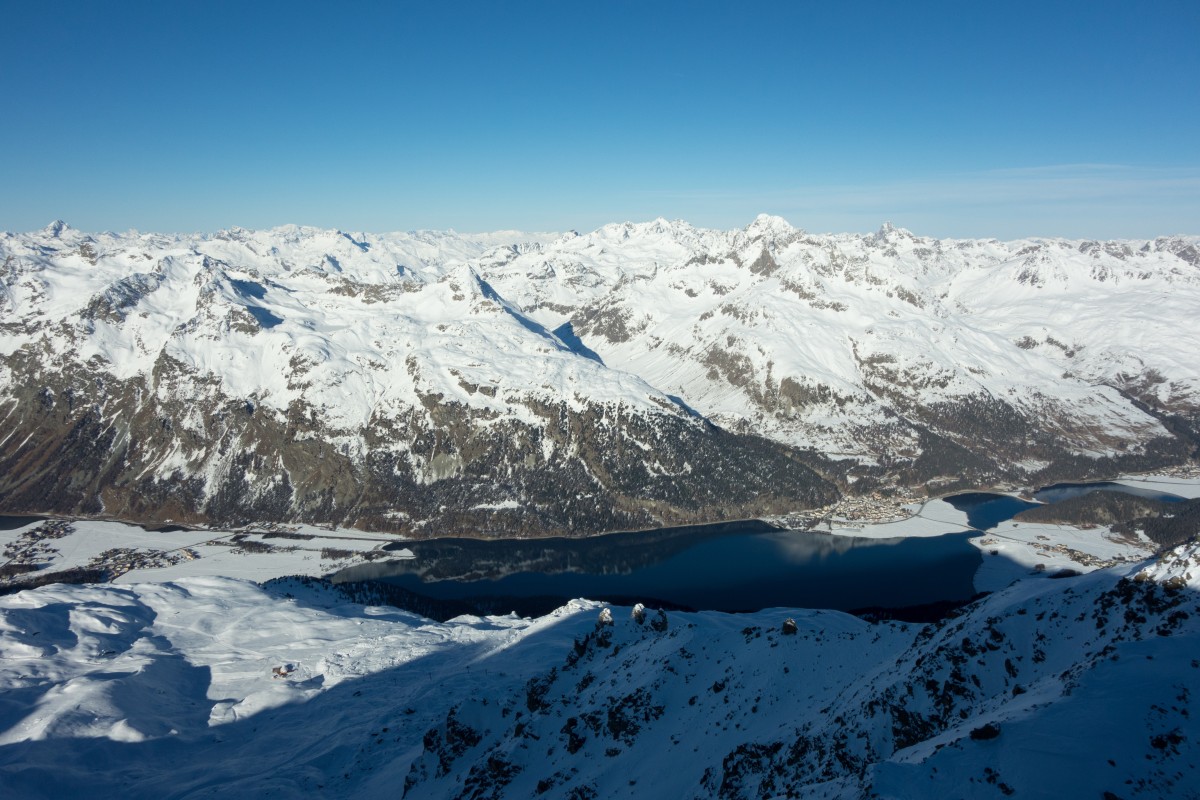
2, 0, 1197, 238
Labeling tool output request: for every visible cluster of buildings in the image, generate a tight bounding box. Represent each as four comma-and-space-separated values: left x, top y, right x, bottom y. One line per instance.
767, 488, 920, 531
0, 520, 75, 578
88, 546, 195, 578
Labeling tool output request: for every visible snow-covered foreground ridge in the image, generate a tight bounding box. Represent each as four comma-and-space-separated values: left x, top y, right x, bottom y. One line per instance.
0, 543, 1197, 798
1, 217, 1198, 535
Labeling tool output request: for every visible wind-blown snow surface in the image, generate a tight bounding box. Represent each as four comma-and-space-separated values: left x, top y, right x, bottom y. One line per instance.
0, 545, 1197, 798
1, 217, 1198, 535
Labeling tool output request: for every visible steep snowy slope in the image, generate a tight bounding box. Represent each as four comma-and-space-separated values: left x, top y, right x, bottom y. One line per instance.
0, 222, 835, 535
0, 544, 1196, 798
2, 217, 1197, 535
478, 217, 1200, 480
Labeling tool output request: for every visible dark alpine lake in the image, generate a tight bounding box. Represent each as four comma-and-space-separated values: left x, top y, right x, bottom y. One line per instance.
0, 515, 43, 531
335, 522, 982, 616
334, 479, 1190, 617
7, 478, 1184, 617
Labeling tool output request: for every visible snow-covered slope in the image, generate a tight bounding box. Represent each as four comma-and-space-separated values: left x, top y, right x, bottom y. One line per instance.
2, 217, 1197, 535
402, 544, 1200, 799
1, 544, 1197, 798
0, 221, 835, 535
479, 216, 1200, 463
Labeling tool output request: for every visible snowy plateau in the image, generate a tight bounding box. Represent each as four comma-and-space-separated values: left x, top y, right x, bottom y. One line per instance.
1, 216, 1200, 798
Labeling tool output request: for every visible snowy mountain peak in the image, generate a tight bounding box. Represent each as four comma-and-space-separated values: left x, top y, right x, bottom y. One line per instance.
595, 218, 691, 243
42, 219, 71, 237
872, 220, 917, 243
745, 213, 795, 238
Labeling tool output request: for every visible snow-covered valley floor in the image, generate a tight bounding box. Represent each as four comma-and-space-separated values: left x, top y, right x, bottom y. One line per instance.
1, 546, 1198, 798
1, 475, 1198, 798
6, 470, 1195, 599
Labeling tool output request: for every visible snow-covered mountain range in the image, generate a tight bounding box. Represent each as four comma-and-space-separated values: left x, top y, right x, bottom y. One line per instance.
1, 217, 1197, 535
1, 537, 1197, 798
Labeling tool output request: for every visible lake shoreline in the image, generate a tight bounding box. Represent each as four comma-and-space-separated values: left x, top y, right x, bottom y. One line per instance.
1, 467, 1196, 545
2, 471, 1195, 603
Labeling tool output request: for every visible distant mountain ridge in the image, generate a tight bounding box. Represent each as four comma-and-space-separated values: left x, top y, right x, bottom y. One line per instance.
1, 217, 1197, 535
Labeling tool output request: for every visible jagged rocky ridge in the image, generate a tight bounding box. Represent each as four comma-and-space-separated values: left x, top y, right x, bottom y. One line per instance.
1, 218, 1197, 535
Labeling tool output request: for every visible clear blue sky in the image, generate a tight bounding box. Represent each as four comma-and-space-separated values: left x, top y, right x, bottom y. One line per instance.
2, 0, 1197, 238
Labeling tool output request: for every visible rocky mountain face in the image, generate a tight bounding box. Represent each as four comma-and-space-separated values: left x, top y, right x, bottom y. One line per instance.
1, 218, 1197, 535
